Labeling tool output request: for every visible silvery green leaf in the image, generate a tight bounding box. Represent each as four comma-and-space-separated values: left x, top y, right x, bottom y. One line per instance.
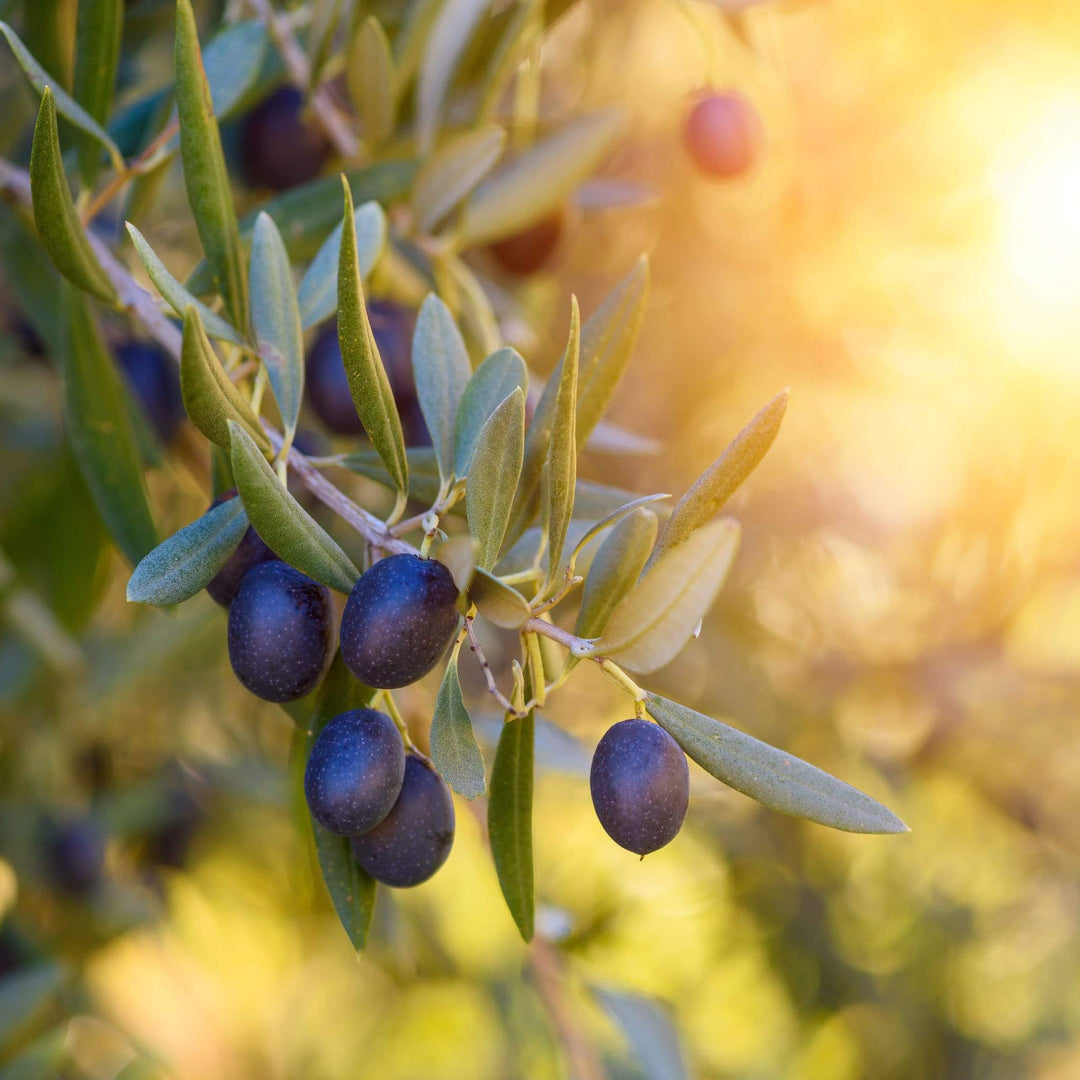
592, 987, 690, 1080
542, 299, 579, 588
298, 200, 385, 330
411, 126, 506, 234
454, 346, 527, 477
647, 695, 910, 834
467, 389, 525, 570
347, 16, 397, 148
596, 518, 740, 673
469, 569, 530, 628
567, 493, 669, 573
488, 710, 534, 940
437, 534, 477, 592
431, 650, 486, 798
72, 0, 122, 188
439, 253, 502, 357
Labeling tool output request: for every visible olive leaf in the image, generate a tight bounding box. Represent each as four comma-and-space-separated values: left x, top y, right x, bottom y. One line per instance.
566, 493, 670, 575
592, 987, 690, 1080
647, 695, 909, 834
411, 126, 506, 234
488, 710, 535, 941
0, 21, 124, 172
413, 293, 474, 487
250, 212, 304, 442
61, 288, 158, 566
340, 446, 445, 506
474, 0, 539, 124
72, 0, 122, 189
175, 0, 247, 330
431, 647, 486, 798
307, 0, 344, 90
438, 252, 502, 357
467, 389, 525, 571
0, 965, 66, 1048
469, 569, 531, 628
29, 89, 116, 304
454, 346, 528, 478
126, 223, 244, 344
649, 389, 788, 569
179, 307, 269, 451
298, 199, 386, 330
337, 179, 409, 498
347, 16, 397, 149
596, 517, 741, 673
228, 421, 359, 594
127, 497, 249, 605
437, 534, 477, 592
459, 109, 626, 246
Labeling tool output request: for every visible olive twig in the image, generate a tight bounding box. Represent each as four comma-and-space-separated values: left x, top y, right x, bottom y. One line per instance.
465, 611, 525, 718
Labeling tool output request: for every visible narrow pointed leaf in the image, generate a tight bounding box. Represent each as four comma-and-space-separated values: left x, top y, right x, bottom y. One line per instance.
431, 650, 486, 798
127, 497, 249, 605
460, 110, 626, 246
229, 421, 359, 593
29, 89, 116, 303
1, 21, 124, 171
469, 569, 530, 628
307, 0, 344, 90
127, 223, 243, 344
347, 16, 396, 148
596, 518, 740, 673
647, 695, 909, 834
62, 289, 157, 565
543, 300, 579, 587
298, 200, 385, 330
250, 212, 304, 440
454, 346, 528, 477
467, 389, 525, 570
567, 493, 669, 572
413, 293, 473, 486
174, 0, 247, 329
411, 126, 506, 234
488, 710, 534, 941
593, 987, 690, 1080
650, 389, 788, 569
180, 307, 269, 450
440, 252, 502, 356
72, 0, 123, 188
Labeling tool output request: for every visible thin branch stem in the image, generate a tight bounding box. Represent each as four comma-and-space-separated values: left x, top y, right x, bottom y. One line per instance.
465, 611, 523, 718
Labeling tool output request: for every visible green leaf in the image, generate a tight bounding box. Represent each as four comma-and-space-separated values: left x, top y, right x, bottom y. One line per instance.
567, 493, 669, 574
488, 710, 534, 941
180, 307, 269, 451
454, 346, 528, 478
466, 389, 525, 571
0, 965, 64, 1047
127, 497, 248, 605
29, 89, 116, 304
347, 16, 396, 149
0, 21, 124, 172
307, 0, 344, 91
61, 289, 158, 565
437, 534, 477, 593
416, 0, 490, 152
469, 569, 530, 628
430, 648, 485, 798
249, 212, 304, 441
72, 0, 122, 188
459, 109, 626, 246
413, 293, 473, 487
542, 299, 579, 587
574, 507, 658, 642
646, 695, 909, 834
650, 389, 788, 569
174, 0, 247, 330
411, 126, 506, 234
298, 199, 385, 330
339, 446, 444, 505
126, 223, 243, 344
592, 987, 690, 1080
438, 252, 502, 357
228, 421, 359, 593
596, 517, 740, 673
337, 178, 408, 496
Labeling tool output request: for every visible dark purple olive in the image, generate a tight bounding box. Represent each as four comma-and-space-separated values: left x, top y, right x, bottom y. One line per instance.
240, 85, 332, 191
115, 340, 185, 444
488, 210, 564, 276
205, 491, 277, 607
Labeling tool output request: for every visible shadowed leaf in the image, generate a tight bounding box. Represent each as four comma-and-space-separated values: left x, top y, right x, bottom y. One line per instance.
488, 710, 534, 940
431, 649, 486, 798
467, 389, 525, 570
412, 126, 506, 234
347, 16, 396, 148
72, 0, 122, 188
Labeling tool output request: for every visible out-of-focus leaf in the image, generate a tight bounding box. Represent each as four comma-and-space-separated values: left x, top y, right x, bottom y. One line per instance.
412, 126, 506, 234
438, 534, 477, 592
467, 389, 525, 570
347, 15, 396, 148
250, 212, 304, 441
174, 0, 247, 329
567, 493, 668, 572
127, 497, 248, 605
575, 177, 660, 209
0, 200, 65, 356
469, 569, 530, 628
72, 0, 122, 188
592, 986, 690, 1080
0, 965, 64, 1047
298, 199, 385, 330
179, 307, 269, 450
460, 109, 625, 246
337, 179, 408, 496
585, 418, 661, 457
413, 293, 473, 486
0, 1023, 68, 1080
596, 518, 740, 673
0, 21, 124, 171
29, 89, 116, 304
650, 389, 787, 568
542, 299, 579, 588
647, 695, 910, 834
474, 0, 539, 124
454, 346, 528, 477
62, 289, 157, 565
431, 648, 485, 798
416, 0, 490, 152
307, 0, 343, 90
439, 252, 501, 356
339, 447, 443, 505
127, 223, 243, 344
488, 710, 534, 941
229, 421, 359, 593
